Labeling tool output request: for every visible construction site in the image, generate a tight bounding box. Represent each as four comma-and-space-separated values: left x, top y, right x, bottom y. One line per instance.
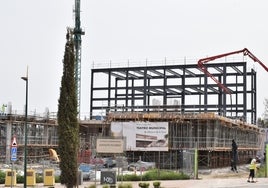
89, 48, 267, 169
1, 48, 267, 171
1, 0, 268, 177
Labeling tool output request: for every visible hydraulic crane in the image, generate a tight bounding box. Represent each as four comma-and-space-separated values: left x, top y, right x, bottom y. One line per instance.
198, 48, 268, 95
73, 0, 85, 118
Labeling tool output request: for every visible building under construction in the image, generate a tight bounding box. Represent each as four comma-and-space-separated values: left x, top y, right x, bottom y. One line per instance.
0, 110, 263, 169
0, 49, 267, 170
89, 49, 267, 169
0, 111, 110, 165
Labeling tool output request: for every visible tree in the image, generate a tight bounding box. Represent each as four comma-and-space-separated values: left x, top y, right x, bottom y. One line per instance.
57, 28, 79, 188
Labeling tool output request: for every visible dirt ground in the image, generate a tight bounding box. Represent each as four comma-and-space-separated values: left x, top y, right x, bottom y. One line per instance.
198, 165, 249, 179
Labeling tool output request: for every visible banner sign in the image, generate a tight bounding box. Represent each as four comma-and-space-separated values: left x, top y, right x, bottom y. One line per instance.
111, 121, 169, 151
96, 138, 124, 153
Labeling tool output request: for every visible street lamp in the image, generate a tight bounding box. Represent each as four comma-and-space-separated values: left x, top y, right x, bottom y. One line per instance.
21, 69, 28, 188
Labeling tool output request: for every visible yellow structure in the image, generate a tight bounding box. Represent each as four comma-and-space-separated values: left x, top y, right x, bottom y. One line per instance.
5, 169, 16, 186
44, 169, 55, 186
27, 169, 36, 186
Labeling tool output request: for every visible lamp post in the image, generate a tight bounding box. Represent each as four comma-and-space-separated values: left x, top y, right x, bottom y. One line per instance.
21, 70, 28, 188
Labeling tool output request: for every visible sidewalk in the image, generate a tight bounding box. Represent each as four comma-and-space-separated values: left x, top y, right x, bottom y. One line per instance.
57, 177, 268, 188
73, 166, 268, 188
3, 177, 268, 188
7, 177, 267, 188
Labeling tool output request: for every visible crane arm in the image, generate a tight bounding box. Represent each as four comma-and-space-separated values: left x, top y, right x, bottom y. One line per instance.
198, 48, 268, 94
243, 48, 268, 72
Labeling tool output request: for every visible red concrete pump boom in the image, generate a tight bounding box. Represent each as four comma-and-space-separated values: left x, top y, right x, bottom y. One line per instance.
198, 48, 268, 95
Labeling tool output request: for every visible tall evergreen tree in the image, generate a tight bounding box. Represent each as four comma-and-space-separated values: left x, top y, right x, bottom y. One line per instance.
57, 28, 79, 188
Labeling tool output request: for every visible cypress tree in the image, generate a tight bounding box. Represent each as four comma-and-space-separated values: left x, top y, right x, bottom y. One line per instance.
57, 28, 79, 188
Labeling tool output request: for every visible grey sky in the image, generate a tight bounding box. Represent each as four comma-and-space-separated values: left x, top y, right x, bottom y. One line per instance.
1, 0, 268, 119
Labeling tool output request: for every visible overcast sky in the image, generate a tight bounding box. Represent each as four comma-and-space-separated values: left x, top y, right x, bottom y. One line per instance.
1, 0, 268, 119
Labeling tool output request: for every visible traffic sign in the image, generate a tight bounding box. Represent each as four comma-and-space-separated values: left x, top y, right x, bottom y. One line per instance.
11, 136, 17, 161
11, 137, 17, 147
11, 147, 17, 161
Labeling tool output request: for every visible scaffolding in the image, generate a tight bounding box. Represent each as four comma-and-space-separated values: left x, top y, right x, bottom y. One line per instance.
0, 110, 263, 169
106, 112, 263, 169
0, 112, 58, 164
0, 112, 108, 164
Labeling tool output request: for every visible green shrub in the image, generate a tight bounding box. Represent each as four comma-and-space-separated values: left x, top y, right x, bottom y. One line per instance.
117, 173, 140, 181
55, 175, 61, 183
153, 181, 161, 188
138, 182, 149, 188
117, 169, 189, 182
102, 184, 109, 188
118, 183, 133, 188
36, 174, 43, 183
143, 169, 190, 180
256, 165, 266, 177
0, 171, 5, 184
16, 174, 24, 183
87, 185, 96, 188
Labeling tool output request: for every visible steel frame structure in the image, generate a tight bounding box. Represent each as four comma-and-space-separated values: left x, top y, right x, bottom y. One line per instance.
90, 61, 257, 124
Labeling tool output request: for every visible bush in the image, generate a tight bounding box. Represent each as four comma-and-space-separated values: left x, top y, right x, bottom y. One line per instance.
118, 183, 133, 188
16, 174, 24, 183
86, 185, 96, 188
16, 174, 45, 184
0, 171, 5, 184
102, 184, 109, 188
117, 173, 140, 181
36, 174, 43, 183
55, 175, 61, 183
256, 165, 266, 177
153, 181, 161, 188
142, 169, 190, 181
138, 182, 149, 188
117, 169, 190, 182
